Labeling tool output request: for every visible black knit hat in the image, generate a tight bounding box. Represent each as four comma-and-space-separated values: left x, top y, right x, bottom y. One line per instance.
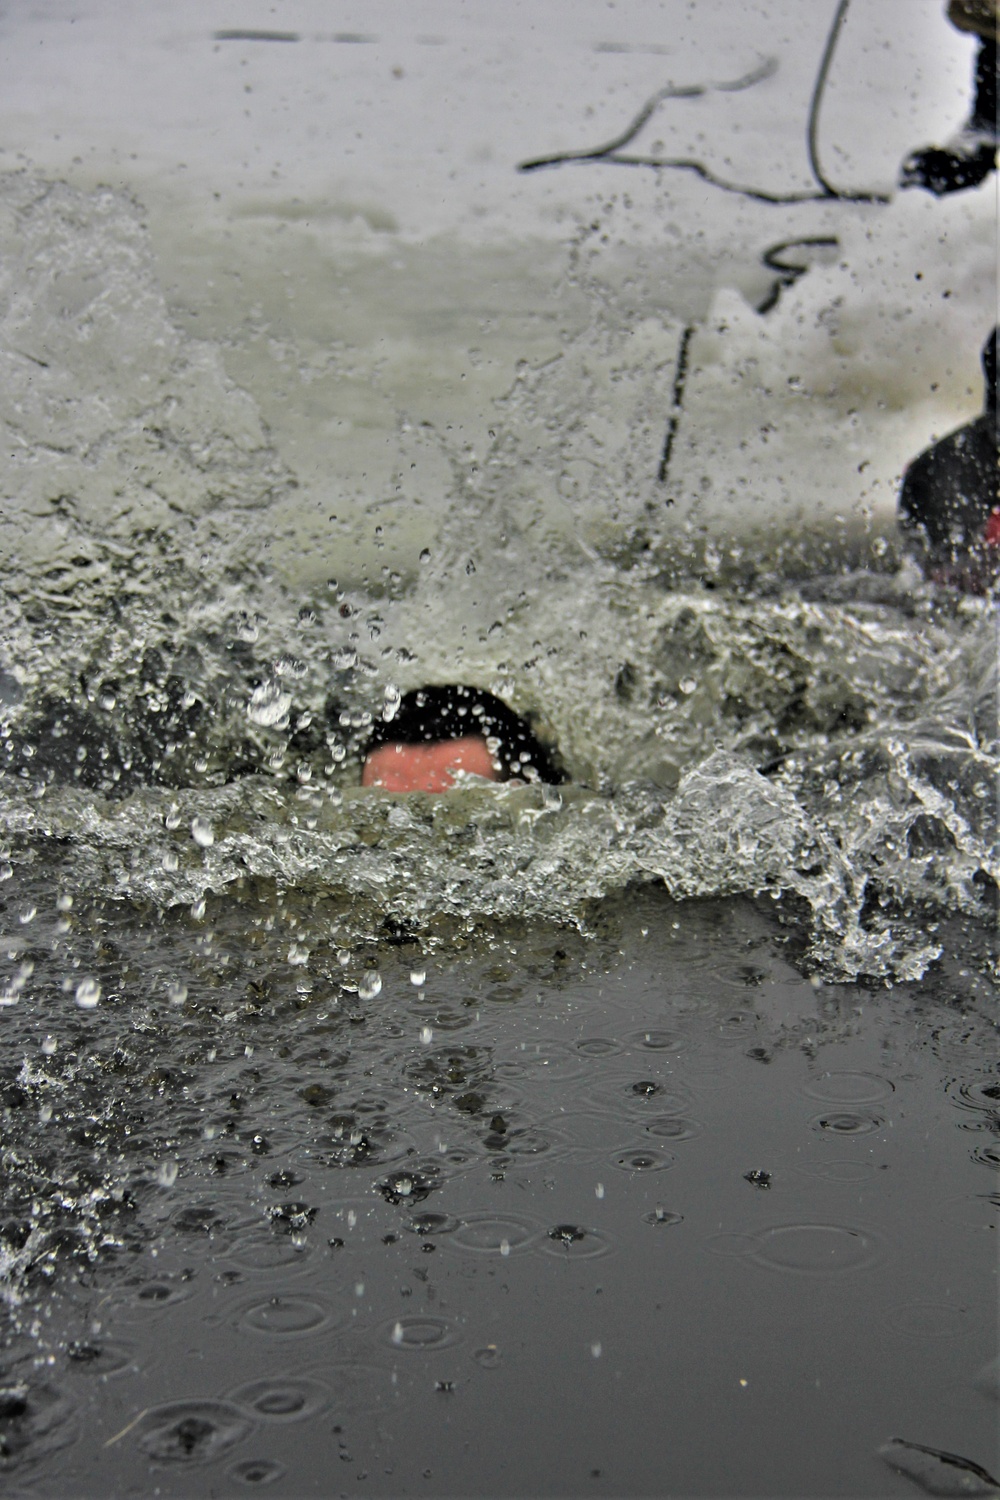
365, 685, 565, 785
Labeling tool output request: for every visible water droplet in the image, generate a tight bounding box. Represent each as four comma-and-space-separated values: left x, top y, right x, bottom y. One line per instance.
247, 682, 292, 729
191, 898, 206, 920
357, 970, 382, 1000
56, 893, 73, 912
0, 862, 12, 881
162, 851, 179, 873
164, 804, 182, 831
41, 1036, 57, 1056
156, 1161, 179, 1189
645, 1207, 684, 1227
288, 944, 310, 967
75, 978, 101, 1010
191, 817, 214, 848
19, 906, 36, 925
420, 1026, 433, 1044
679, 676, 698, 695
410, 970, 426, 987
385, 1316, 458, 1350
591, 1341, 602, 1358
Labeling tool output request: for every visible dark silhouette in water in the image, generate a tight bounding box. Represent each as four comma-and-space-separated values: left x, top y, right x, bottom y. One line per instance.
363, 685, 564, 791
898, 327, 998, 589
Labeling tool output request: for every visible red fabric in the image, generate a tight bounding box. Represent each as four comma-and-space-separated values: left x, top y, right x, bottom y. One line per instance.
984, 507, 1000, 546
361, 735, 498, 792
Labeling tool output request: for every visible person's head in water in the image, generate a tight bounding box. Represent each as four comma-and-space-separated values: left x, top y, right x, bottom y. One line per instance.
362, 685, 565, 792
897, 325, 999, 589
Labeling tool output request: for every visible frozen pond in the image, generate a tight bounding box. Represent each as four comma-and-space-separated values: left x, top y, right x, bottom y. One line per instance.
0, 0, 996, 1493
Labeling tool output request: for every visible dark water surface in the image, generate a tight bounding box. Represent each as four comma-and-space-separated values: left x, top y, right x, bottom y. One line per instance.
0, 884, 995, 1496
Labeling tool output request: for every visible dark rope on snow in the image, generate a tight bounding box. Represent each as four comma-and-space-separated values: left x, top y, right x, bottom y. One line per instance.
657, 325, 695, 488
518, 0, 890, 206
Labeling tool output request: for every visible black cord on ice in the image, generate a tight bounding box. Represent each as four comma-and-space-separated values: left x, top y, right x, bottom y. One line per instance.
518, 59, 778, 173
757, 235, 840, 312
518, 0, 890, 207
657, 325, 695, 487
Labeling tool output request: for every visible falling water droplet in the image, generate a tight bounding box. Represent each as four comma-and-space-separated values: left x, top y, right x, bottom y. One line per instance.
410, 970, 426, 987
358, 970, 382, 1000
191, 816, 215, 848
75, 978, 101, 1010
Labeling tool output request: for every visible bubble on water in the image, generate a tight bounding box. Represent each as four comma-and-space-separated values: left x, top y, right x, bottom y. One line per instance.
679, 677, 698, 695
247, 682, 292, 729
156, 1161, 179, 1189
357, 970, 382, 1001
473, 1345, 501, 1369
162, 851, 179, 873
75, 978, 101, 1010
410, 970, 426, 987
167, 982, 188, 1006
191, 817, 215, 848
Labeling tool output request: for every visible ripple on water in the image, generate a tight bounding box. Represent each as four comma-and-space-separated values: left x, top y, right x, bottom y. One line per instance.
797, 1158, 879, 1183
625, 1028, 691, 1054
64, 1340, 134, 1376
227, 1232, 316, 1271
404, 1212, 460, 1238
809, 1110, 885, 1136
801, 1071, 895, 1104
228, 1376, 329, 1422
538, 1224, 612, 1260
644, 1207, 684, 1227
119, 1279, 194, 1316
750, 1223, 883, 1275
885, 1303, 972, 1339
946, 1077, 1000, 1114
494, 1040, 588, 1082
228, 1458, 285, 1486
574, 1037, 623, 1058
133, 1400, 252, 1464
235, 1295, 335, 1337
450, 1214, 539, 1255
643, 1115, 702, 1143
589, 1076, 695, 1117
611, 1146, 676, 1173
385, 1315, 460, 1351
0, 1378, 76, 1472
971, 1143, 1000, 1167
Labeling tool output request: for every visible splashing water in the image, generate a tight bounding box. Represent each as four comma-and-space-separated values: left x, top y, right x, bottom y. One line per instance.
0, 172, 995, 991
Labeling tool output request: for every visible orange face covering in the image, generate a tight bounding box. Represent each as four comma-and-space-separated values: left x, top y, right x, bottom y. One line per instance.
361, 734, 499, 792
